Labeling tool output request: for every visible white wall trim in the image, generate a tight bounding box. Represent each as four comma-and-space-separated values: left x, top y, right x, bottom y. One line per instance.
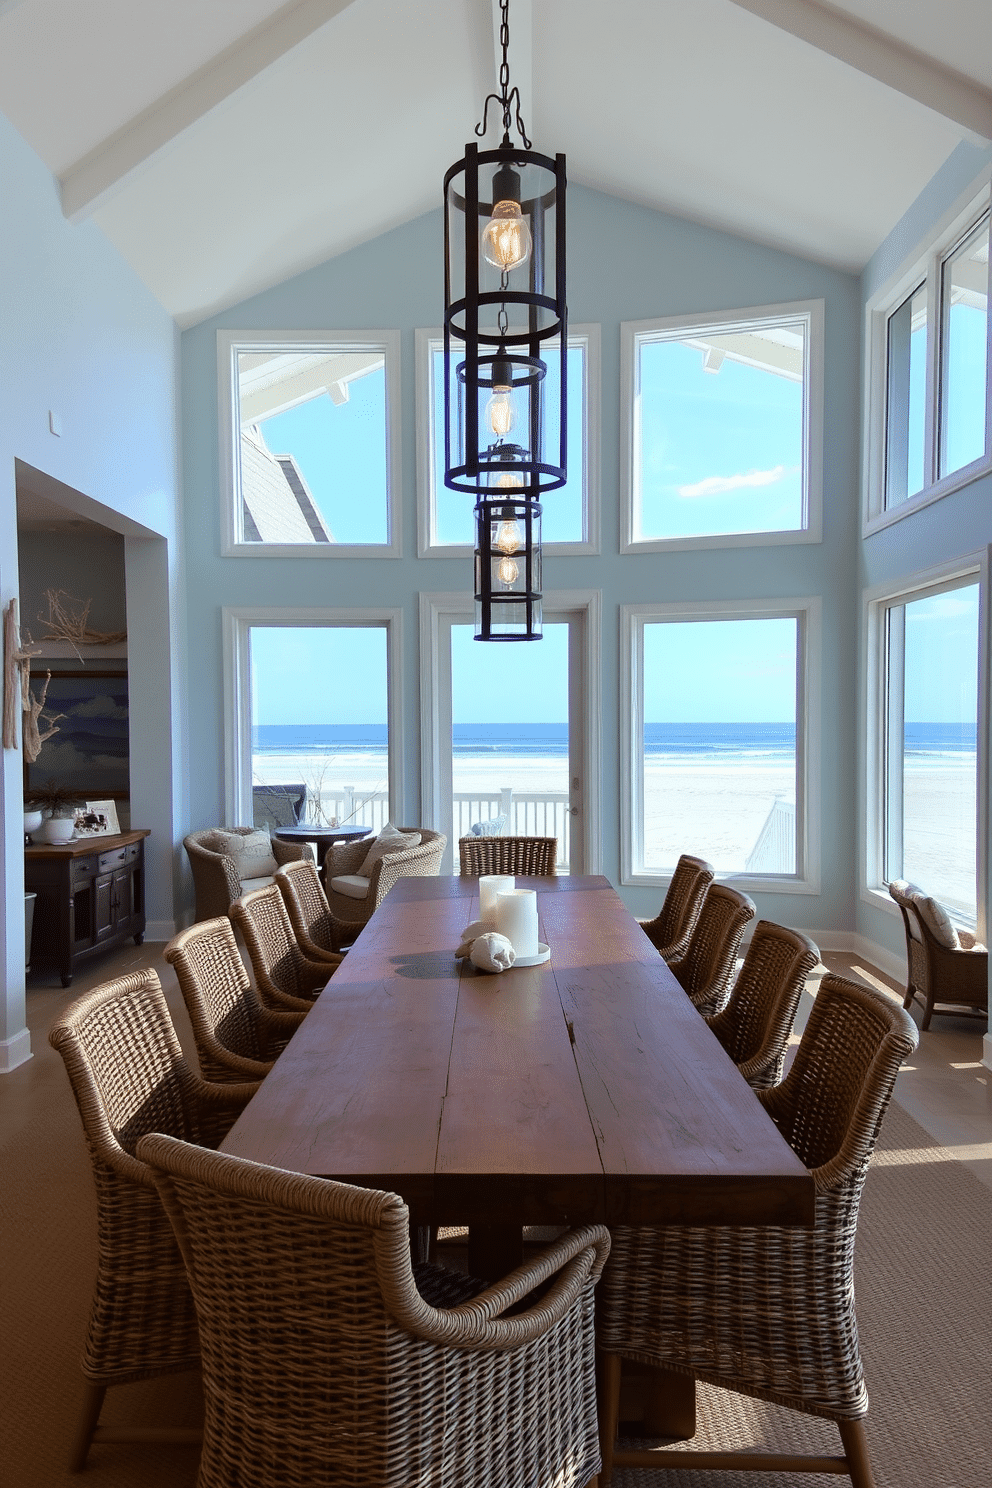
415, 325, 601, 558
620, 595, 821, 894
419, 589, 602, 876
620, 299, 824, 553
0, 1028, 32, 1074
222, 606, 405, 829
217, 329, 402, 559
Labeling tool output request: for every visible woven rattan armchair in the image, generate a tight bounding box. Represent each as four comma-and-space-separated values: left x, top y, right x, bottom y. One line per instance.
459, 834, 558, 876
597, 973, 918, 1488
165, 916, 307, 1082
667, 882, 756, 1017
706, 919, 820, 1090
229, 883, 341, 1013
638, 853, 715, 961
322, 827, 446, 942
138, 1131, 610, 1488
275, 855, 347, 960
184, 826, 306, 922
888, 879, 988, 1030
48, 968, 260, 1471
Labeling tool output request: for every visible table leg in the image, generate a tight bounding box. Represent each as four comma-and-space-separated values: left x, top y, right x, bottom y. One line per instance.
619, 1359, 696, 1441
467, 1224, 523, 1283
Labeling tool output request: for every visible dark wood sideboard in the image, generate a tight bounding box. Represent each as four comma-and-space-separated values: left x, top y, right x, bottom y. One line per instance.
25, 829, 149, 987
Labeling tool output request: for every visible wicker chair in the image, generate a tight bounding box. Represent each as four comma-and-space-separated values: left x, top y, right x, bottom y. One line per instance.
251, 782, 306, 829
459, 834, 558, 876
597, 973, 919, 1488
229, 883, 342, 1013
888, 879, 988, 1030
638, 853, 715, 961
138, 1131, 610, 1488
322, 827, 447, 943
165, 916, 307, 1082
48, 968, 260, 1471
667, 883, 756, 1017
184, 825, 307, 922
706, 920, 821, 1090
275, 855, 347, 960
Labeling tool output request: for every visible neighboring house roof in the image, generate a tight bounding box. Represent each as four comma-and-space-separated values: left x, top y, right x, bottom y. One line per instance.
240, 425, 332, 544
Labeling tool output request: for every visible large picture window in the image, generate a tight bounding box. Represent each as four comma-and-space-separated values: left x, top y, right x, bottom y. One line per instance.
416, 326, 600, 556
622, 599, 819, 890
868, 569, 984, 926
622, 301, 823, 551
867, 196, 991, 526
218, 332, 401, 556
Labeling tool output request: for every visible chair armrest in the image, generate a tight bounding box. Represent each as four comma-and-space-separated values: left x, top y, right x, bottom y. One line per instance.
184, 839, 242, 921
377, 1223, 610, 1350
371, 837, 445, 905
191, 1077, 263, 1148
272, 838, 307, 867
324, 838, 371, 877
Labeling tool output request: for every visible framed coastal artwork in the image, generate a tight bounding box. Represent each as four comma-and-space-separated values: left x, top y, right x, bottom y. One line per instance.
24, 670, 130, 799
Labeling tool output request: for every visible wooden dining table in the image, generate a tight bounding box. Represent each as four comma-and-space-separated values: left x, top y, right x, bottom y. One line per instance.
222, 874, 815, 1283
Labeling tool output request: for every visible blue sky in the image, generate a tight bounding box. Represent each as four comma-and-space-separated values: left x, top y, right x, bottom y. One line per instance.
643, 618, 797, 724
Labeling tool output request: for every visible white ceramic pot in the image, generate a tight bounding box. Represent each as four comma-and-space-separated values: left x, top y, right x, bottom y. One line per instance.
37, 814, 76, 844
23, 808, 43, 836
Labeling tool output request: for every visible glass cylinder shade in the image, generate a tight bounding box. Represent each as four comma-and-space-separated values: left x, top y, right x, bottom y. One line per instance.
474, 496, 542, 641
444, 141, 567, 496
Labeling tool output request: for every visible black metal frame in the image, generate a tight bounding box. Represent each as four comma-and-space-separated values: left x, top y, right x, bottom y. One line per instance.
474, 495, 543, 642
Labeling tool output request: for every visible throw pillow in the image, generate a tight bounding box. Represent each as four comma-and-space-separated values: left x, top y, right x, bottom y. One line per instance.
470, 814, 508, 837
212, 828, 280, 882
908, 890, 960, 950
358, 823, 422, 878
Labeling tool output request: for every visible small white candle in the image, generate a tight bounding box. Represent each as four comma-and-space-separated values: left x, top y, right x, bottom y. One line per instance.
479, 874, 515, 919
495, 888, 539, 958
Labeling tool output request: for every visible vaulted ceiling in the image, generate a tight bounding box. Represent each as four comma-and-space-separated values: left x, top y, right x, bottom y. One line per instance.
1, 0, 989, 327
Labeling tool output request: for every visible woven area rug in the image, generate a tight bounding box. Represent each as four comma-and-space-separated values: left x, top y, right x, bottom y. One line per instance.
3, 1067, 989, 1486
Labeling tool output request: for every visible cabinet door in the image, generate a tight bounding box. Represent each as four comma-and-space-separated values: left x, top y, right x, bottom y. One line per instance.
94, 872, 115, 941
112, 866, 137, 928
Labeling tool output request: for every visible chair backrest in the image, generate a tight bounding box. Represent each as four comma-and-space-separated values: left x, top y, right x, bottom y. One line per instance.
49, 968, 203, 1168
762, 972, 918, 1188
706, 920, 820, 1089
230, 883, 315, 1000
276, 856, 336, 952
669, 883, 756, 1017
165, 917, 270, 1076
252, 783, 306, 829
459, 835, 558, 876
641, 853, 714, 956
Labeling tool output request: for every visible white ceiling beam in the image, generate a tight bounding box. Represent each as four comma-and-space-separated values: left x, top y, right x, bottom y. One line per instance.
490, 0, 534, 141
59, 0, 360, 222
728, 0, 992, 142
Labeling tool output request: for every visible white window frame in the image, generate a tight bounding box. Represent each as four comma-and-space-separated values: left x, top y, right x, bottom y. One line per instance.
621, 597, 821, 893
861, 552, 988, 940
621, 300, 824, 553
863, 179, 992, 535
218, 330, 402, 558
419, 589, 602, 876
222, 606, 405, 827
415, 324, 601, 558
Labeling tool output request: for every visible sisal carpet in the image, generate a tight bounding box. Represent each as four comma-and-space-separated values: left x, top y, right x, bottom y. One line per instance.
2, 1047, 989, 1486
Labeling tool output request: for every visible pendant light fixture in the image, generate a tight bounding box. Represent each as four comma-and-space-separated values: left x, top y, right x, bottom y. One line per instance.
443, 0, 566, 640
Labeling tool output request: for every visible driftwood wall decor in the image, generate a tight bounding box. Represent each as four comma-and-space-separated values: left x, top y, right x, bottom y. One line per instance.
2, 599, 64, 760
37, 589, 127, 652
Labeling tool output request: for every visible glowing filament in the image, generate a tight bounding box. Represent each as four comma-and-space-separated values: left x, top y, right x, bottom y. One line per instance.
494, 518, 523, 554
497, 555, 520, 586
482, 200, 532, 270
486, 385, 515, 436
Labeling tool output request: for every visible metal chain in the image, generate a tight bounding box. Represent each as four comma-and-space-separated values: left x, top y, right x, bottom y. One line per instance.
475, 0, 531, 148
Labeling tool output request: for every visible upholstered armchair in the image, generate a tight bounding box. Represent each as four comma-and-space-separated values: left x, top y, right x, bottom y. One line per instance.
888, 879, 988, 1030
184, 826, 307, 922
323, 827, 446, 943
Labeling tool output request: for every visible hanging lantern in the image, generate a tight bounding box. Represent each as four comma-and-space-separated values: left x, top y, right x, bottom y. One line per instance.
474, 485, 542, 642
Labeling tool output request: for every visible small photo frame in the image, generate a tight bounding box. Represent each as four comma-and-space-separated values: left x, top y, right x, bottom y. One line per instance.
74, 799, 121, 837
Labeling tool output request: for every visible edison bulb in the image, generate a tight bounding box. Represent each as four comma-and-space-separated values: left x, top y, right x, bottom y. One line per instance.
482, 200, 532, 271
497, 555, 520, 586
494, 470, 523, 489
494, 518, 523, 555
486, 384, 515, 437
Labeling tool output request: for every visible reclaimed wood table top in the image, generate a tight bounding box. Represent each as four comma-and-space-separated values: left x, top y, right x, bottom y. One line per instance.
222, 874, 815, 1238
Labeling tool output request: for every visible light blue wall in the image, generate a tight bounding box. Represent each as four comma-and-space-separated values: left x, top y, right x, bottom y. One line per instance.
182, 184, 861, 933
857, 146, 992, 967
0, 110, 181, 1069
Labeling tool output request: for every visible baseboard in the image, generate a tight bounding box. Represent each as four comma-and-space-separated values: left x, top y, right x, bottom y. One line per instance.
0, 1028, 33, 1073
812, 929, 906, 984
144, 920, 177, 943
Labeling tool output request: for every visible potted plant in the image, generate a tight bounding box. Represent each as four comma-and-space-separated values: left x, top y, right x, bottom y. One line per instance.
25, 783, 83, 844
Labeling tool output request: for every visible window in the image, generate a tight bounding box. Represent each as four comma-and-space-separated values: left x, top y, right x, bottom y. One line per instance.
867, 567, 985, 926
218, 332, 401, 556
416, 326, 600, 556
868, 196, 991, 526
222, 608, 404, 831
621, 301, 823, 551
622, 599, 820, 891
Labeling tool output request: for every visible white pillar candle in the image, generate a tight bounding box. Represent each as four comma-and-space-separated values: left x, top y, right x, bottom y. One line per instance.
495, 888, 539, 958
479, 874, 515, 919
